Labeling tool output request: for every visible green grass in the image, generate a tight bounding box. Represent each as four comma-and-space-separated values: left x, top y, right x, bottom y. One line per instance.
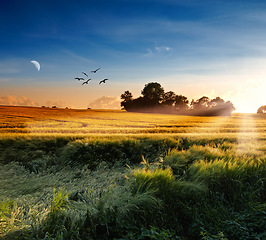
0, 106, 265, 239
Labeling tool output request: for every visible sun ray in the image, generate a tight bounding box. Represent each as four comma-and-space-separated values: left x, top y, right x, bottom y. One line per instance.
235, 114, 262, 155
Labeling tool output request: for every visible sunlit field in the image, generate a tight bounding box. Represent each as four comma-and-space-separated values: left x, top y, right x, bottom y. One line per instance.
1, 105, 265, 138
0, 106, 265, 240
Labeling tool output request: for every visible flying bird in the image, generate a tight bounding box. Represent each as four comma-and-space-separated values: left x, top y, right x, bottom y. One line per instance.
91, 68, 100, 73
82, 72, 89, 77
82, 78, 91, 85
99, 78, 108, 84
75, 77, 84, 81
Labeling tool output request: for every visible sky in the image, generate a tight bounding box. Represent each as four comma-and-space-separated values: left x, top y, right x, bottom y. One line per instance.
0, 0, 266, 113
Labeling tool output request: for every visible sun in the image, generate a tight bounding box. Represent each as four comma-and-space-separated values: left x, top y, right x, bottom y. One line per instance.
235, 105, 257, 113
231, 80, 265, 113
234, 103, 258, 113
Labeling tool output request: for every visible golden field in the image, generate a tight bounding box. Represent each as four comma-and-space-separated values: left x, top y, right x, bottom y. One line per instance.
0, 105, 265, 140
0, 105, 265, 239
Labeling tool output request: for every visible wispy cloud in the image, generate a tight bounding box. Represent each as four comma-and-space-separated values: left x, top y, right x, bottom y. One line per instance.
0, 95, 37, 107
88, 96, 121, 109
155, 46, 172, 52
143, 48, 154, 57
143, 45, 173, 57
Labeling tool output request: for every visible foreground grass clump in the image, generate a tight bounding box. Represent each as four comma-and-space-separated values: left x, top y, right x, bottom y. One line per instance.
0, 136, 198, 172
1, 142, 265, 240
164, 146, 266, 207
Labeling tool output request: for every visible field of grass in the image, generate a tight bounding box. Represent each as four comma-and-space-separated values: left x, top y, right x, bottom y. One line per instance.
0, 106, 265, 239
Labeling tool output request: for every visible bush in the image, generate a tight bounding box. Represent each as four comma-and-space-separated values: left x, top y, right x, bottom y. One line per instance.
257, 105, 266, 113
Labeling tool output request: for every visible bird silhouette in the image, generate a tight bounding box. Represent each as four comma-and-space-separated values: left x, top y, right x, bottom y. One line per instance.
82, 72, 89, 77
75, 77, 84, 81
99, 78, 108, 84
82, 78, 91, 85
91, 68, 100, 73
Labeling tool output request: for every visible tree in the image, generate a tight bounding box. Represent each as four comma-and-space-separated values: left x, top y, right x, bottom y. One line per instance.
214, 101, 235, 116
141, 82, 165, 106
121, 90, 133, 102
257, 105, 266, 113
208, 97, 225, 107
190, 96, 234, 116
162, 91, 176, 107
120, 91, 133, 110
120, 82, 235, 116
190, 96, 210, 110
174, 95, 189, 112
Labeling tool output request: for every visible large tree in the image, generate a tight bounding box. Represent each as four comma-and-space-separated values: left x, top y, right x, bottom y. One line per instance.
141, 82, 165, 106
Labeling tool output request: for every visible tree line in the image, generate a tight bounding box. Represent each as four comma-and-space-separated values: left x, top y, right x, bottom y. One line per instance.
121, 82, 235, 116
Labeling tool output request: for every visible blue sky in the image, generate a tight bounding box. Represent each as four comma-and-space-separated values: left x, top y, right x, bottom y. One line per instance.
0, 0, 266, 112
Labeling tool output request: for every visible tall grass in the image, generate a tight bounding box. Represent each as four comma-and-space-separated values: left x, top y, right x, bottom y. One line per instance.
0, 107, 265, 239
0, 201, 13, 236
1, 143, 265, 239
163, 146, 265, 206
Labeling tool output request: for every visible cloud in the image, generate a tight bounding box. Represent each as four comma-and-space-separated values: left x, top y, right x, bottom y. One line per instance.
88, 96, 121, 109
155, 46, 172, 52
143, 45, 173, 57
0, 95, 37, 107
143, 48, 154, 57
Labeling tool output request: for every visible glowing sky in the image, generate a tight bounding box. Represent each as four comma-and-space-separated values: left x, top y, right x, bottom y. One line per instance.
0, 0, 265, 112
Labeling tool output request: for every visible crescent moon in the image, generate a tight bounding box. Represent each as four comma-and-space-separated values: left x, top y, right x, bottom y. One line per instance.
31, 60, 40, 71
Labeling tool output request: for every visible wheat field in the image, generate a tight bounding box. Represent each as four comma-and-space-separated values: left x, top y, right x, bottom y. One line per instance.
0, 106, 265, 239
0, 105, 265, 139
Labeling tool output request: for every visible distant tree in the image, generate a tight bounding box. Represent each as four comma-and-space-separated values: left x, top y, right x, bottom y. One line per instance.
190, 96, 234, 116
190, 96, 210, 111
130, 96, 145, 111
208, 97, 225, 107
120, 82, 235, 116
197, 96, 210, 106
121, 90, 133, 102
141, 82, 165, 106
162, 91, 176, 107
209, 100, 235, 116
121, 91, 133, 110
257, 105, 266, 113
174, 95, 189, 112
